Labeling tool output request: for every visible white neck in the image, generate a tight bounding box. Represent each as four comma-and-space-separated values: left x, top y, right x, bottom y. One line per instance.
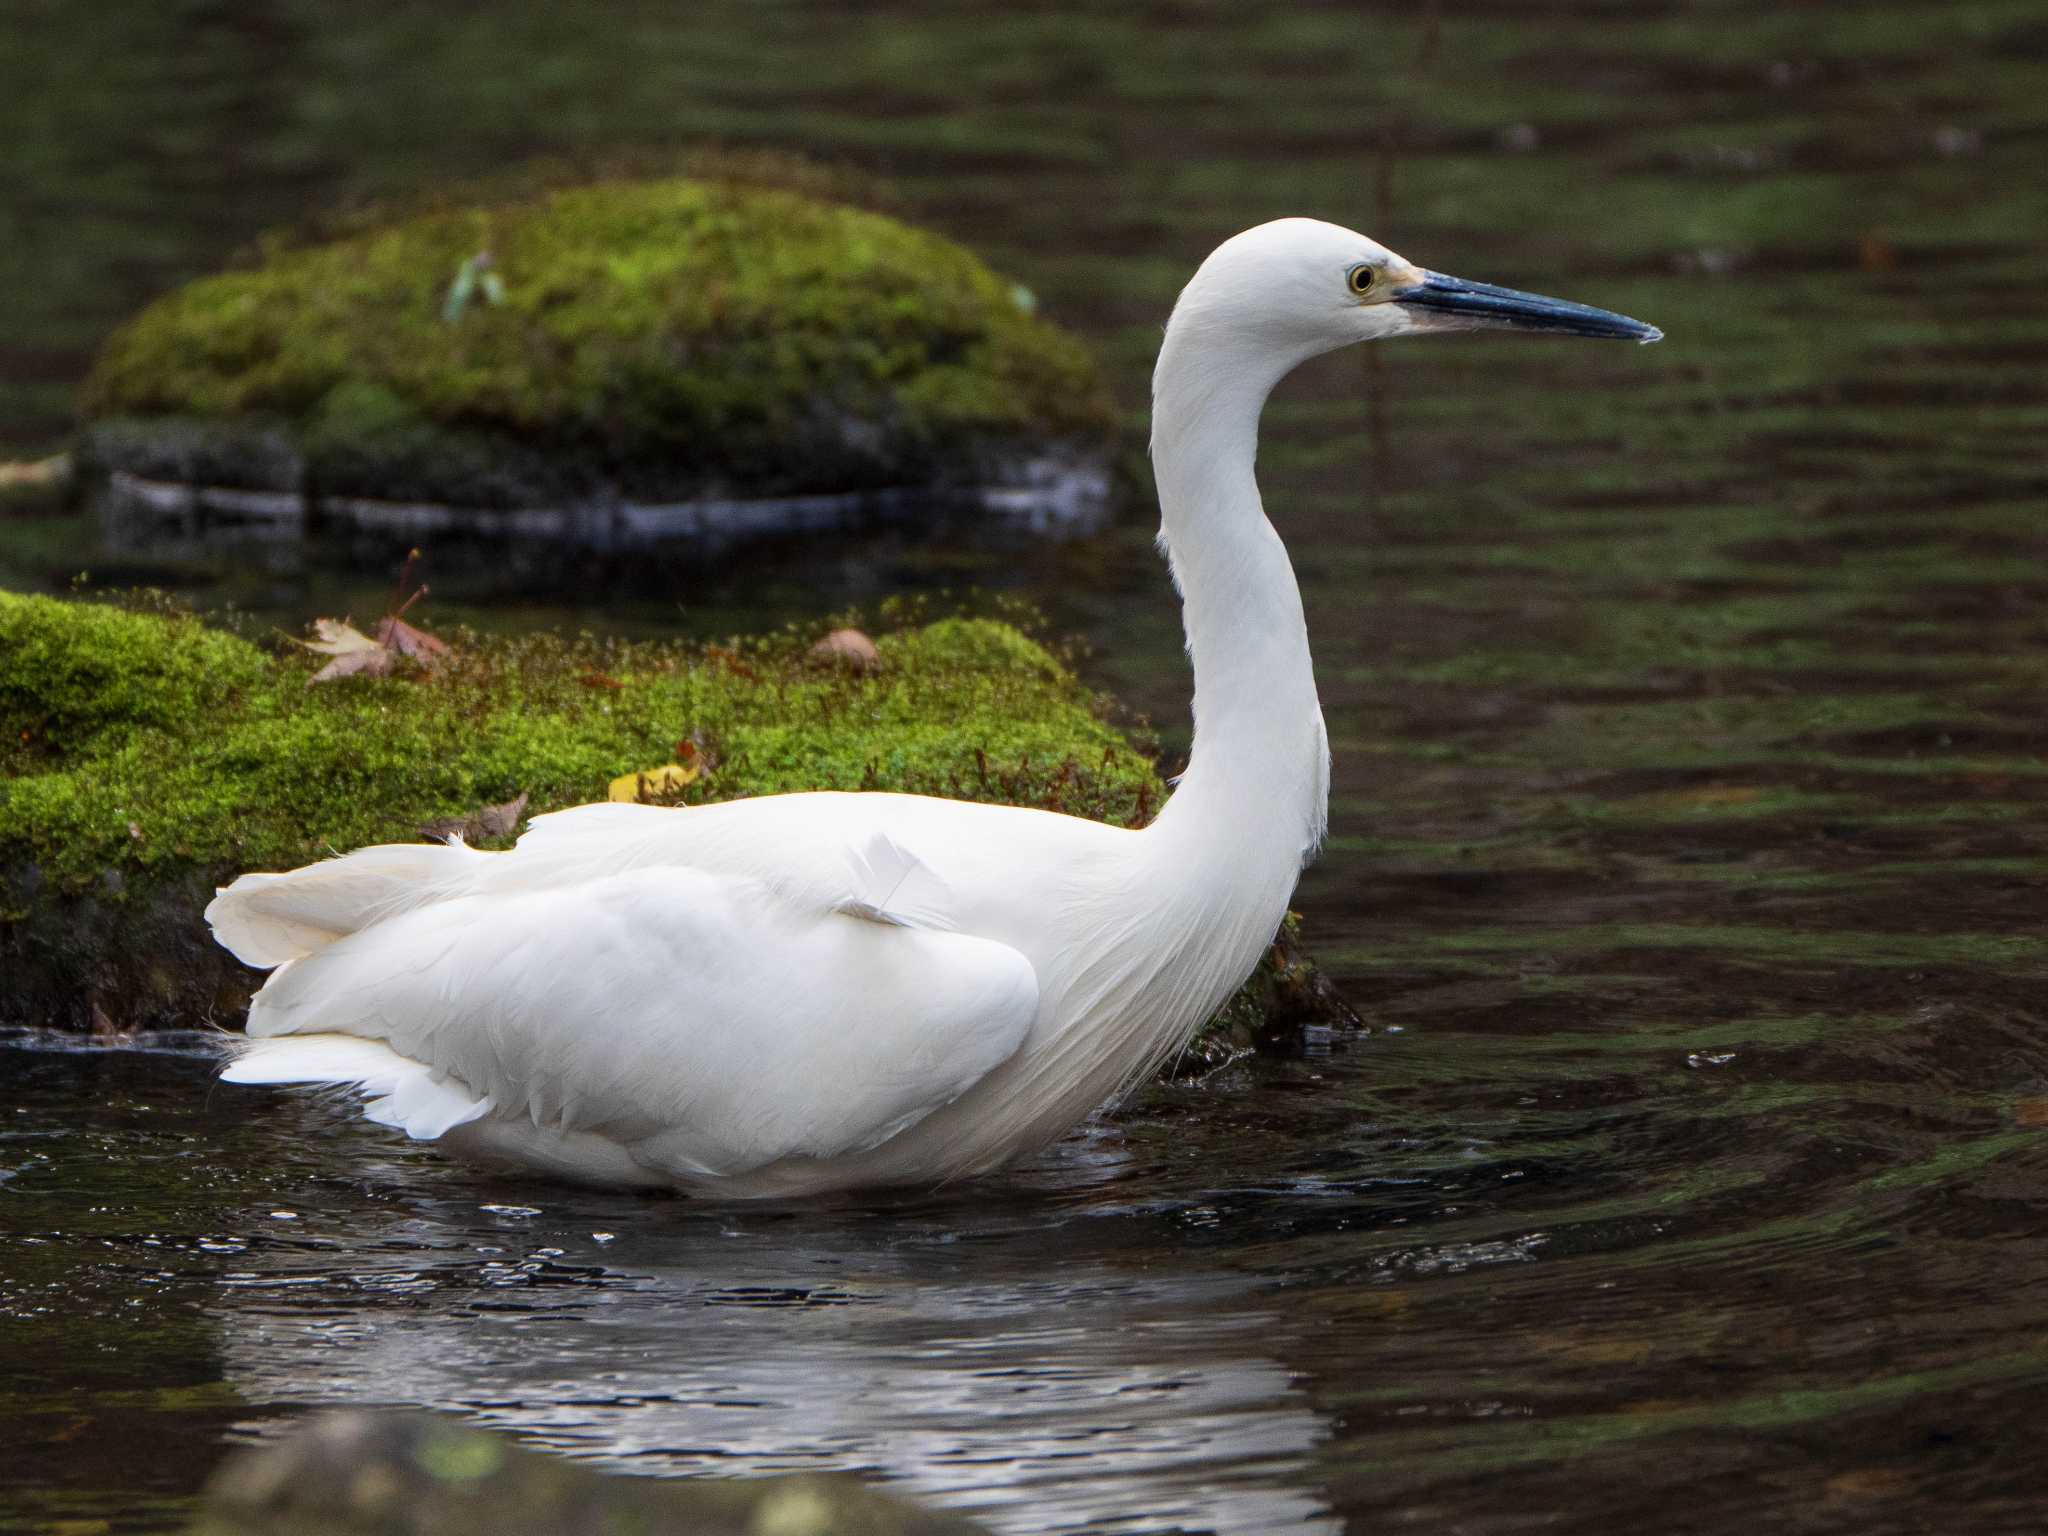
856, 315, 1340, 1176
1144, 321, 1330, 877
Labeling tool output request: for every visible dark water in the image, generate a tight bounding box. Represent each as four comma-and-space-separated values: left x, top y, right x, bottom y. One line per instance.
5, 2, 2048, 1531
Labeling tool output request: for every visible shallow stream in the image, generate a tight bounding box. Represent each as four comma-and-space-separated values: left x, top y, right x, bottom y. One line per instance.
4, 3, 2047, 1530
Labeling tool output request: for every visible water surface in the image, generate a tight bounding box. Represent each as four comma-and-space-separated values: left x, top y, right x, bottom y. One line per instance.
4, 1, 2047, 1530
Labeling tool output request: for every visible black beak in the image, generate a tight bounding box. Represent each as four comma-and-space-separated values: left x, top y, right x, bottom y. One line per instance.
1392, 271, 1662, 343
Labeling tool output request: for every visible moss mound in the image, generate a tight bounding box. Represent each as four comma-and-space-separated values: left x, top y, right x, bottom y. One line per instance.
0, 594, 1153, 895
0, 592, 1157, 1030
1, 590, 267, 754
80, 178, 1115, 507
2, 593, 1352, 1055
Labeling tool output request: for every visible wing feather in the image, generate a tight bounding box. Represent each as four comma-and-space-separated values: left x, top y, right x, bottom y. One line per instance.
835, 829, 958, 930
243, 863, 1038, 1179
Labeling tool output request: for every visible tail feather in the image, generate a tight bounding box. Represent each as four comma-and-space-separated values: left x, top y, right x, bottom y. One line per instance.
206, 840, 485, 969
221, 1034, 491, 1140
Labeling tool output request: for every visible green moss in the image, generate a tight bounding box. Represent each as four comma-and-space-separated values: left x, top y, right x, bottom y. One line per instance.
0, 594, 1164, 1028
0, 592, 269, 764
80, 178, 1115, 505
0, 598, 1154, 891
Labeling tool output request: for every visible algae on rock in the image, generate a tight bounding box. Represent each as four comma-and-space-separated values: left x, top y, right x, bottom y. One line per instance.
79, 178, 1116, 512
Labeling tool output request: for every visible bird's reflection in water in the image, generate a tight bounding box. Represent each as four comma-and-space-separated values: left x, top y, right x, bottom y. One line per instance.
208, 1140, 1339, 1535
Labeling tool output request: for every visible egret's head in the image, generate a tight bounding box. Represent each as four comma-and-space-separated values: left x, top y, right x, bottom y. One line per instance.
1165, 218, 1660, 371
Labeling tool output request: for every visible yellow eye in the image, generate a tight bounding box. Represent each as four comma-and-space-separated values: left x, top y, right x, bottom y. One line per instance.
1346, 264, 1376, 297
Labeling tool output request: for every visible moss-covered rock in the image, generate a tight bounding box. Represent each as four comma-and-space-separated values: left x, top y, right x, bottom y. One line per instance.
0, 592, 1145, 1026
1, 588, 266, 754
1, 593, 1351, 1057
192, 1408, 991, 1536
1, 595, 1151, 891
79, 178, 1115, 511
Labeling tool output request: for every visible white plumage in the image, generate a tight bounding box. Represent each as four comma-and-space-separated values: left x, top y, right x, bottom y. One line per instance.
210, 219, 1658, 1197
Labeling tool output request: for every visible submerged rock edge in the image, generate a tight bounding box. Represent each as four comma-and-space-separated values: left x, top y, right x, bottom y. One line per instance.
191, 1407, 994, 1536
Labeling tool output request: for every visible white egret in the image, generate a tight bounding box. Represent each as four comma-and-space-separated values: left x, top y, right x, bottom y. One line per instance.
210, 219, 1659, 1197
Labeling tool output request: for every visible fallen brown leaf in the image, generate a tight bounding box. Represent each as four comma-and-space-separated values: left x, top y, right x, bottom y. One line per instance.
418, 792, 529, 843
375, 615, 451, 665
308, 646, 396, 684
300, 617, 382, 657
299, 618, 397, 685
474, 792, 528, 837
298, 608, 453, 685
703, 644, 757, 680
673, 733, 719, 774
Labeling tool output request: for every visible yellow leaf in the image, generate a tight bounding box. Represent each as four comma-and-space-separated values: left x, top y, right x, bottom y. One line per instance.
608, 762, 701, 803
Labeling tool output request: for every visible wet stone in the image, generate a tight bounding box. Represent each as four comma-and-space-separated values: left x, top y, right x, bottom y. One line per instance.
191, 1409, 992, 1536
